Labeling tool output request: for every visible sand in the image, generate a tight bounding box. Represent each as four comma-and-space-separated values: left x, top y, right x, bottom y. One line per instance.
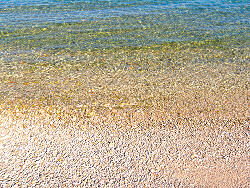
0, 46, 249, 187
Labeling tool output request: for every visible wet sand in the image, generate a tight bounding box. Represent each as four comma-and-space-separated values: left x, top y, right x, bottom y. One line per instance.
0, 46, 249, 187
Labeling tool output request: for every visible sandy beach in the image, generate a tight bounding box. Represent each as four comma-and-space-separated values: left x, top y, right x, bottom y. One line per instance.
0, 46, 249, 187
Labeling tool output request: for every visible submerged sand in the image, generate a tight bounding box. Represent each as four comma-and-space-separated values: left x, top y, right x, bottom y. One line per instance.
0, 46, 249, 187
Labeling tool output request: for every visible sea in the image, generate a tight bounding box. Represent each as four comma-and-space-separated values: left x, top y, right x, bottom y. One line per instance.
0, 0, 249, 53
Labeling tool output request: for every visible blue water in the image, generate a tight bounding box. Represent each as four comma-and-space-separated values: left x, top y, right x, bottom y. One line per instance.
0, 0, 249, 51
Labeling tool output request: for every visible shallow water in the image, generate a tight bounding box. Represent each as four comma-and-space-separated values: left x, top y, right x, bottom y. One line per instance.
0, 0, 249, 52
0, 4, 249, 186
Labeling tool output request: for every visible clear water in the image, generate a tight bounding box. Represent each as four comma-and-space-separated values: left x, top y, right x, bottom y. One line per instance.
0, 0, 249, 52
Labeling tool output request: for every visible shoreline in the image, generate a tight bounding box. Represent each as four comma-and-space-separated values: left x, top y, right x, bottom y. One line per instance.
1, 46, 248, 121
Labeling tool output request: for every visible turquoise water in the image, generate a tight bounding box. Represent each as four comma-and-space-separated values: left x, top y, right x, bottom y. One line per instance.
0, 0, 249, 52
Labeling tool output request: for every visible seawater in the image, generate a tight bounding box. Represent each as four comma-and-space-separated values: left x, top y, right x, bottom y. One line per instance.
0, 0, 249, 52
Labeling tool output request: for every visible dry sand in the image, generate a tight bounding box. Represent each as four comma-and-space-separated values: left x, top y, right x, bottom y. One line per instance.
0, 47, 249, 187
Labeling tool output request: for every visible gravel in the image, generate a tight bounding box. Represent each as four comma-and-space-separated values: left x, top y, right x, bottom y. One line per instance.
1, 116, 248, 187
